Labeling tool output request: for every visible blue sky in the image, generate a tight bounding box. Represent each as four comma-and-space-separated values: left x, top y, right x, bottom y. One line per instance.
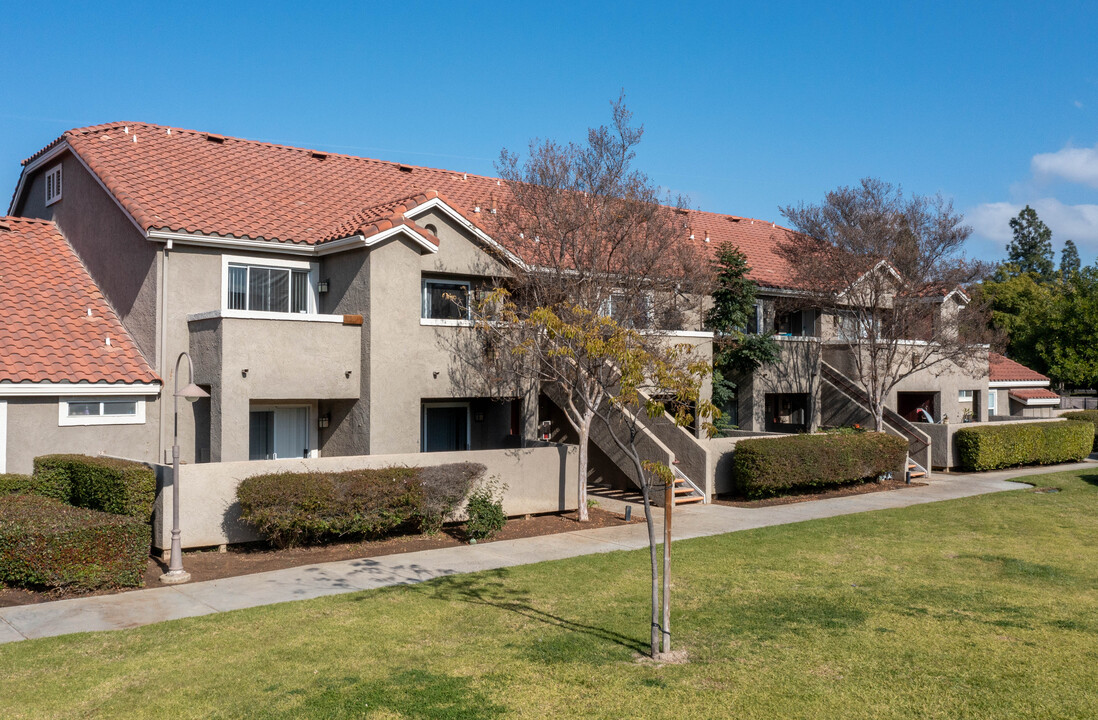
1, 1, 1096, 263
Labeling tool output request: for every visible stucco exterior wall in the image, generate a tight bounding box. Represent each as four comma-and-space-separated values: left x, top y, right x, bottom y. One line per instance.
16, 151, 160, 365
151, 444, 579, 549
2, 396, 160, 474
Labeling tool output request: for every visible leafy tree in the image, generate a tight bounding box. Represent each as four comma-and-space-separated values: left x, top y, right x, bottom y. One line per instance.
476, 96, 708, 522
1007, 205, 1055, 282
704, 243, 780, 428
975, 267, 1053, 374
1033, 268, 1098, 388
778, 178, 989, 432
1061, 239, 1081, 277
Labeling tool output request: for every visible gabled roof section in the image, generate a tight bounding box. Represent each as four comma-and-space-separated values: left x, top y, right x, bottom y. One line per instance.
14, 121, 805, 284
988, 353, 1049, 385
0, 217, 160, 385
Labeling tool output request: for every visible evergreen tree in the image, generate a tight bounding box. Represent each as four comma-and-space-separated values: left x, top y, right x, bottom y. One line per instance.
705, 243, 780, 428
1061, 239, 1080, 277
1006, 205, 1055, 281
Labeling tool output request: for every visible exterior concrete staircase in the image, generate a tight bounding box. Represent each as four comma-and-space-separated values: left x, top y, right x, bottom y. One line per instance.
820, 361, 933, 474
542, 384, 708, 505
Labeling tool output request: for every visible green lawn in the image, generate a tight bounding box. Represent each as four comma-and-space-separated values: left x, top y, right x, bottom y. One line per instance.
2, 469, 1097, 719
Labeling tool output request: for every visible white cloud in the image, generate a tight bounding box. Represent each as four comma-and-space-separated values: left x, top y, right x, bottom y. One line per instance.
1031, 144, 1098, 188
1074, 100, 1084, 109
969, 198, 1098, 251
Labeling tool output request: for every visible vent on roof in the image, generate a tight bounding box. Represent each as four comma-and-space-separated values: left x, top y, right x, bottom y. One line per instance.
0, 221, 9, 231
311, 152, 328, 160
205, 133, 226, 144
398, 164, 413, 173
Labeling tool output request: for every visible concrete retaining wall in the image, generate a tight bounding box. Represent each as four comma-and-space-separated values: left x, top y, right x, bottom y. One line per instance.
152, 444, 578, 550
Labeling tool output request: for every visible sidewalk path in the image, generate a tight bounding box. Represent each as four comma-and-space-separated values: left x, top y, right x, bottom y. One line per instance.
1, 462, 1091, 645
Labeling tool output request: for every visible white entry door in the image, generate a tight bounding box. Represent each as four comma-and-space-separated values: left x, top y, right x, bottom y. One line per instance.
249, 406, 310, 460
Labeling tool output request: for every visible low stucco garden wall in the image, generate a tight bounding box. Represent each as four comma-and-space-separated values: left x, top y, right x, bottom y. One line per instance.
915, 417, 1070, 470
152, 444, 578, 550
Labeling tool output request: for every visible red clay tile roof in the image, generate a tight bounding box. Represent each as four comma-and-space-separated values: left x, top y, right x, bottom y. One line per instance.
1007, 388, 1060, 401
0, 217, 160, 385
988, 353, 1049, 384
18, 122, 802, 288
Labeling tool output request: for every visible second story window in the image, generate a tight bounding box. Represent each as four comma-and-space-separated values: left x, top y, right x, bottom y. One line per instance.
227, 263, 312, 314
422, 278, 471, 320
601, 291, 652, 329
45, 165, 62, 205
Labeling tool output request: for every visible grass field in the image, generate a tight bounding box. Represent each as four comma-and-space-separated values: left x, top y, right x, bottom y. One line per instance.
1, 469, 1097, 719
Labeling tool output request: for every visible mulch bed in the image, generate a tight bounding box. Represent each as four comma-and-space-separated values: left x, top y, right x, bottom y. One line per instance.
714, 478, 927, 508
0, 507, 640, 608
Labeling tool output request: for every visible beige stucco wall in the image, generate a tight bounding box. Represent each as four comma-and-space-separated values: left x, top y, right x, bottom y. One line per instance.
2, 396, 160, 474
151, 444, 579, 549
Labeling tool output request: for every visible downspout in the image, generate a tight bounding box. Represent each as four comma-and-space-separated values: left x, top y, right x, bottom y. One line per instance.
158, 239, 171, 464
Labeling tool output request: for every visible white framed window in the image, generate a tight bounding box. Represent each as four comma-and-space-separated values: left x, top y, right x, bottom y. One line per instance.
958, 390, 973, 402
222, 255, 317, 316
59, 397, 146, 426
422, 278, 471, 321
600, 290, 653, 329
988, 391, 998, 415
45, 164, 62, 206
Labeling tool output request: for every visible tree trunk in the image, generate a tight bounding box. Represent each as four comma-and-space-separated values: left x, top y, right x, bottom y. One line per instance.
576, 413, 593, 522
874, 401, 885, 432
641, 482, 660, 657
661, 481, 672, 654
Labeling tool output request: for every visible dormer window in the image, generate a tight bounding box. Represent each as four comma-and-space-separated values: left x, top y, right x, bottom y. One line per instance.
45, 165, 62, 206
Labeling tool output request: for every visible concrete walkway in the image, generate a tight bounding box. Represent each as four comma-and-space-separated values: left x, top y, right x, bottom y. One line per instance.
1, 462, 1091, 645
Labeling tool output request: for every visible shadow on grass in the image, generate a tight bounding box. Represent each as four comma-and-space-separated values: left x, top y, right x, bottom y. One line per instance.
412, 569, 648, 658
721, 594, 869, 640
1077, 473, 1098, 488
255, 669, 506, 720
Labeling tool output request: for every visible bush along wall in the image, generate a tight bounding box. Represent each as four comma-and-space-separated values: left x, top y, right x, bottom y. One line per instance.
237, 463, 487, 547
1061, 410, 1098, 451
731, 432, 908, 499
0, 495, 150, 591
953, 420, 1092, 471
32, 455, 157, 522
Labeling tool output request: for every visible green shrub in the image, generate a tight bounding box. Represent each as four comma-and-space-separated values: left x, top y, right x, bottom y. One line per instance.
465, 481, 507, 541
237, 467, 418, 547
0, 495, 149, 591
732, 432, 908, 499
1061, 410, 1098, 451
0, 474, 35, 496
417, 463, 486, 534
953, 420, 1092, 471
32, 455, 156, 522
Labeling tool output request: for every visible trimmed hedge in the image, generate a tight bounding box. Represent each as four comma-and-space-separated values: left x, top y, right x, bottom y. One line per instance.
732, 432, 908, 499
1061, 410, 1098, 451
237, 463, 486, 547
32, 455, 156, 522
953, 420, 1092, 471
0, 495, 150, 590
0, 474, 36, 496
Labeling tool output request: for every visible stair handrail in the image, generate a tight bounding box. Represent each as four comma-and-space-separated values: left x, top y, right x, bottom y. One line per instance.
671, 465, 706, 504
820, 362, 930, 451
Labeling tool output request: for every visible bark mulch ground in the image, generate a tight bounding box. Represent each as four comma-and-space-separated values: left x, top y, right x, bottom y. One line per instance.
714, 478, 927, 508
0, 507, 639, 609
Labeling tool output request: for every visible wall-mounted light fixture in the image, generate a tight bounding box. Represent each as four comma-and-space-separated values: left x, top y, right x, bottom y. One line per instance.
241, 368, 249, 378
474, 411, 485, 422
318, 414, 331, 429
345, 370, 352, 378
318, 280, 329, 294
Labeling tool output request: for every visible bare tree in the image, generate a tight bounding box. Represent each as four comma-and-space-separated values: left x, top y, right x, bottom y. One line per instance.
778, 178, 990, 431
477, 96, 710, 520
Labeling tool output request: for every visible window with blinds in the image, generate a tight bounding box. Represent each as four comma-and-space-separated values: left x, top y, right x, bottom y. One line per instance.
228, 264, 311, 313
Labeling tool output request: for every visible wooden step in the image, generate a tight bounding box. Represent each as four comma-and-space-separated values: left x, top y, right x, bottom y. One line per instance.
674, 495, 704, 505
673, 486, 695, 495
908, 471, 926, 479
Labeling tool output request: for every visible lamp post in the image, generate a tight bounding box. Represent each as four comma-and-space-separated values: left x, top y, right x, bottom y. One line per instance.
159, 351, 209, 585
